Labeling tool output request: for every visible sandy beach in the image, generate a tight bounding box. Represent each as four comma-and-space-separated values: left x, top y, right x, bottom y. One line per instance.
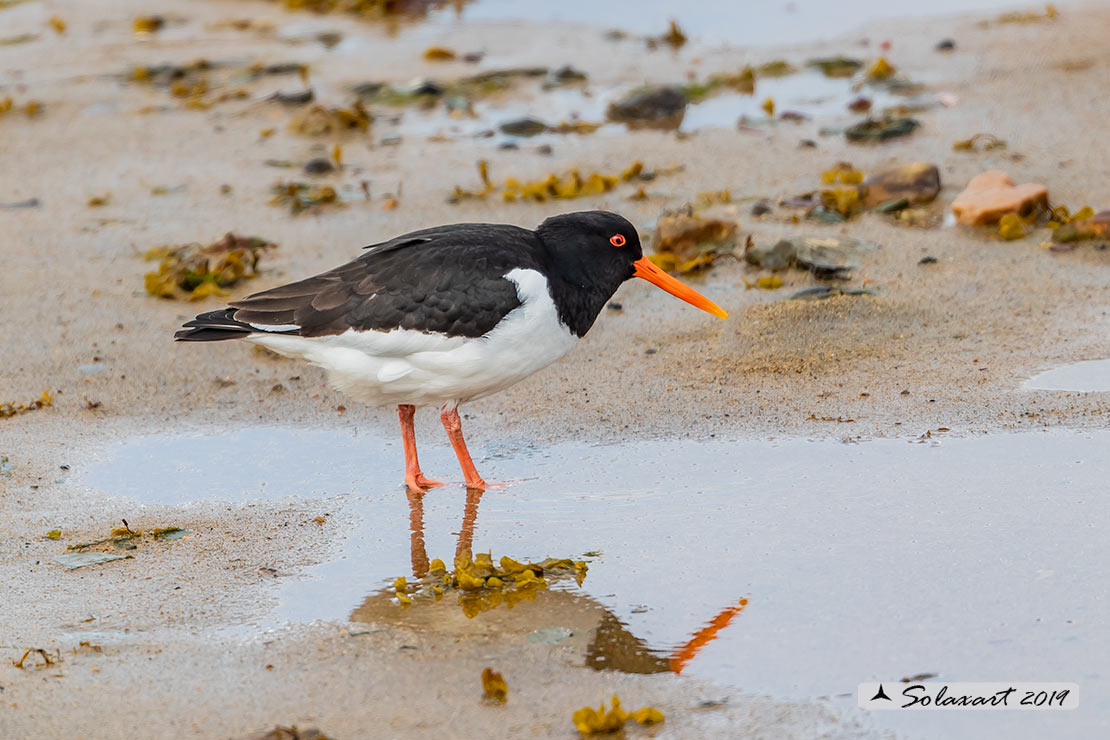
2, 1, 1109, 738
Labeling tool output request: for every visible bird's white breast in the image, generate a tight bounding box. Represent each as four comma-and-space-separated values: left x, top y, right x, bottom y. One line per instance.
246, 268, 579, 407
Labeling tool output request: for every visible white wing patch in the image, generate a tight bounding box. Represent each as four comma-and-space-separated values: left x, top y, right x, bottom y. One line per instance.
245, 267, 578, 406
249, 323, 301, 332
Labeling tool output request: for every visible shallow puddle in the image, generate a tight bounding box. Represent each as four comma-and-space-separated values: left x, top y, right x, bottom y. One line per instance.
1025, 359, 1110, 392
80, 427, 1108, 739
433, 0, 1072, 47
382, 70, 914, 147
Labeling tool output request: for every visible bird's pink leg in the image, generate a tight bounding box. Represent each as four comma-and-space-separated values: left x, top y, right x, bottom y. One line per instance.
440, 404, 487, 491
398, 404, 442, 491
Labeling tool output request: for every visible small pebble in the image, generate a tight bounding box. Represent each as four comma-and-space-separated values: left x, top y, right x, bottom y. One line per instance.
274, 89, 314, 105
918, 256, 938, 265
303, 157, 335, 175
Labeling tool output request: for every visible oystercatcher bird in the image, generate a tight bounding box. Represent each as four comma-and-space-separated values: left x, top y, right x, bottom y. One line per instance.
176, 211, 726, 491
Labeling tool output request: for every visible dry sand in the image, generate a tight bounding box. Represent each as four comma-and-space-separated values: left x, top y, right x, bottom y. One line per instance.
2, 0, 1109, 738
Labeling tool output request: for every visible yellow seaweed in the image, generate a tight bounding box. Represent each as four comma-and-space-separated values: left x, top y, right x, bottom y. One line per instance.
481, 667, 508, 702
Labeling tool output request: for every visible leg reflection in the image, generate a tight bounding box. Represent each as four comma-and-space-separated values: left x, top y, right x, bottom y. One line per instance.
406, 487, 429, 579
455, 486, 484, 561
405, 485, 485, 575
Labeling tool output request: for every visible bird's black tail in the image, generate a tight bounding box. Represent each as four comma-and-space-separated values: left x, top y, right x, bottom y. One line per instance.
175, 308, 254, 342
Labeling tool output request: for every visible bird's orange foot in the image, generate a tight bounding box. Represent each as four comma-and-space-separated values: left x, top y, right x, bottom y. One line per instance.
464, 476, 487, 491
457, 476, 533, 492
405, 473, 444, 491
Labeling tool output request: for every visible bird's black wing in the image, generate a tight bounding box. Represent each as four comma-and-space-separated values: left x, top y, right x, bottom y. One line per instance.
175, 224, 544, 341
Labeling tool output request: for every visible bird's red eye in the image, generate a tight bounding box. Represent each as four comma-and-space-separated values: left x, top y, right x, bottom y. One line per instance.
609, 234, 626, 247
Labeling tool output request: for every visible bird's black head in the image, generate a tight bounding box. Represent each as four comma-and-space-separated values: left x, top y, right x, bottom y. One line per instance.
536, 210, 643, 287
535, 210, 725, 337
534, 210, 643, 336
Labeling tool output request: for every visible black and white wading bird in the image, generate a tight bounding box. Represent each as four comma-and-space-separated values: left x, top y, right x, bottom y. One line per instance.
176, 211, 726, 491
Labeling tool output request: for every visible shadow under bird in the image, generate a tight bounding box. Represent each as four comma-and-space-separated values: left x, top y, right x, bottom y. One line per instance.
176, 210, 726, 490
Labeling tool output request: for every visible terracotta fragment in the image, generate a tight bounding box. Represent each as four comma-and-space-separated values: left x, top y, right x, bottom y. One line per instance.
951, 171, 1048, 226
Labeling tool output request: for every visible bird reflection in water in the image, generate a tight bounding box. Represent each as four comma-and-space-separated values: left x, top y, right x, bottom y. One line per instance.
350, 488, 748, 676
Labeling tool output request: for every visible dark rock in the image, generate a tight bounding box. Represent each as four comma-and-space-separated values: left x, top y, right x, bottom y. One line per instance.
799, 139, 818, 148
806, 56, 863, 78
752, 237, 878, 278
406, 78, 444, 97
847, 96, 872, 113
935, 38, 956, 52
845, 117, 919, 142
918, 256, 938, 264
607, 86, 687, 128
750, 200, 773, 217
874, 197, 910, 213
262, 62, 304, 76
498, 141, 520, 150
303, 157, 335, 175
607, 301, 623, 311
351, 81, 385, 98
862, 163, 940, 208
544, 65, 588, 88
273, 89, 314, 105
316, 31, 343, 48
744, 240, 795, 270
793, 237, 877, 278
499, 117, 548, 137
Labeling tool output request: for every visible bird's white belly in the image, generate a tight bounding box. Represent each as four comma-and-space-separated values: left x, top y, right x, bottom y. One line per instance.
246, 268, 579, 407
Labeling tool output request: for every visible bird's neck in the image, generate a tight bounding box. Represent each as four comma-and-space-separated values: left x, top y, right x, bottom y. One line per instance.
544, 261, 617, 338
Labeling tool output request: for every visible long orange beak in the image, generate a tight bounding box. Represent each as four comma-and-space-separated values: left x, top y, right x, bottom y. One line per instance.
633, 257, 728, 319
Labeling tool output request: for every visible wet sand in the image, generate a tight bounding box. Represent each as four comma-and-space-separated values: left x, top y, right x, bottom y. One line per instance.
2, 1, 1109, 738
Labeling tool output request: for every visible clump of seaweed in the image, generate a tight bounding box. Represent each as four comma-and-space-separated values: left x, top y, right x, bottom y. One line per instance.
0, 96, 44, 118
572, 696, 664, 735
953, 133, 1007, 152
988, 3, 1058, 25
646, 19, 686, 49
649, 212, 738, 274
265, 0, 471, 21
1, 390, 52, 419
288, 100, 371, 135
351, 66, 580, 113
393, 552, 588, 619
449, 160, 668, 204
144, 233, 277, 300
481, 668, 507, 703
681, 66, 756, 101
270, 181, 343, 214
127, 59, 307, 111
65, 520, 189, 552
